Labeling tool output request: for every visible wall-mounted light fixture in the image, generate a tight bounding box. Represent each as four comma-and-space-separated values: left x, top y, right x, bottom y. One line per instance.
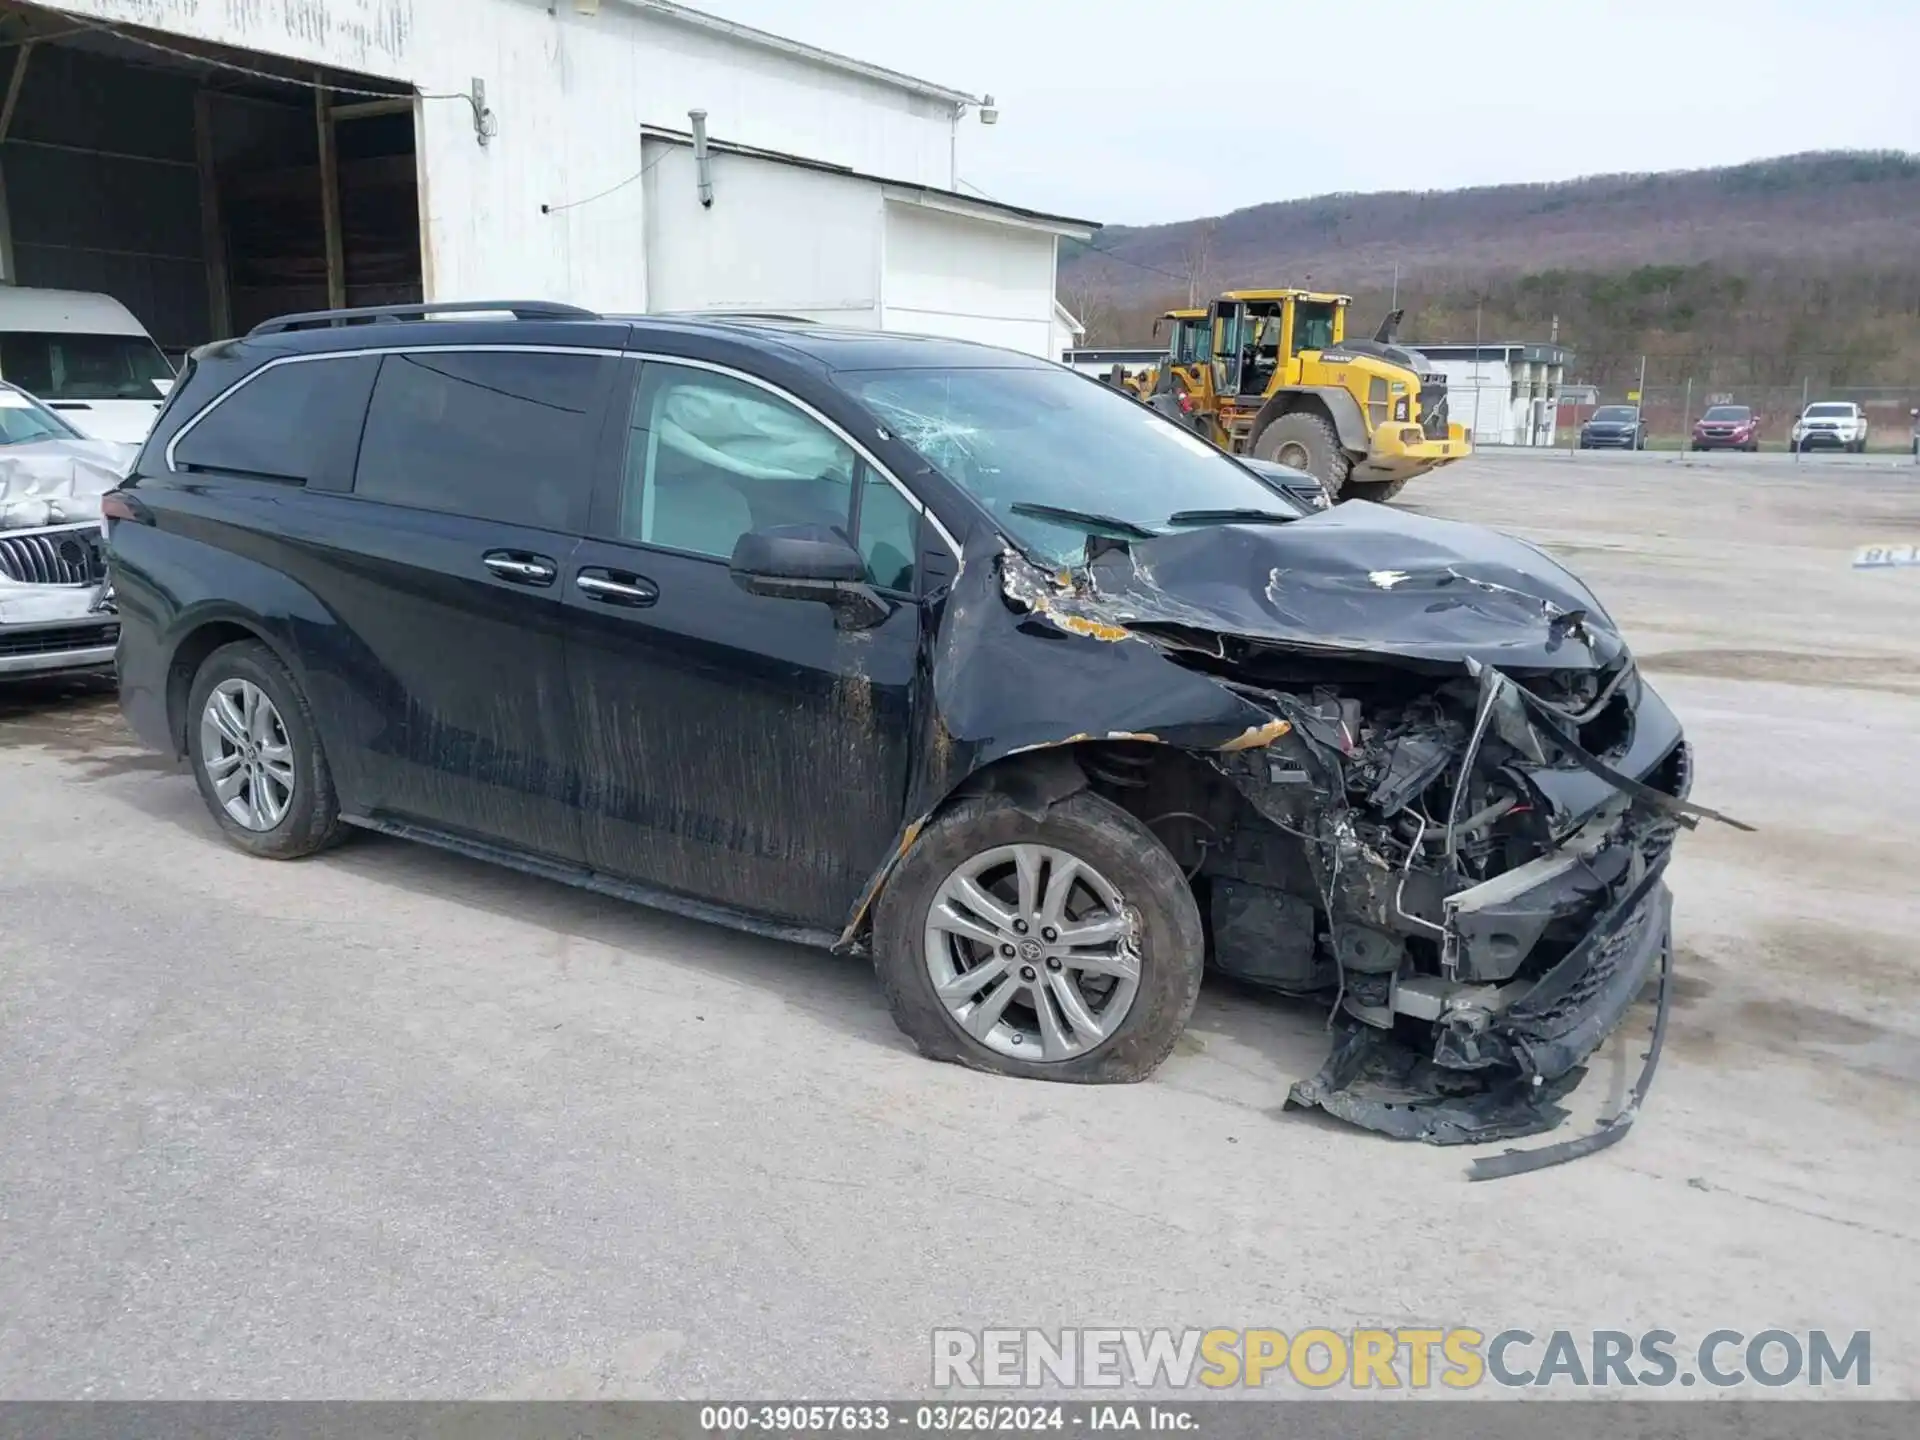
950, 95, 999, 186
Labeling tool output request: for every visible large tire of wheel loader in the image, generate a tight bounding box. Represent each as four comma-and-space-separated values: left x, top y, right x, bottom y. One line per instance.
1252, 411, 1352, 498
1342, 475, 1411, 504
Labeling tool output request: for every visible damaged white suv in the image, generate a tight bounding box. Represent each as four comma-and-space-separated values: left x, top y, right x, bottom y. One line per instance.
0, 382, 128, 679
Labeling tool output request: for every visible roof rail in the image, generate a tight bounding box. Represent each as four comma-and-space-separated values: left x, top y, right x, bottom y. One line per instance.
248, 300, 600, 336
652, 310, 821, 325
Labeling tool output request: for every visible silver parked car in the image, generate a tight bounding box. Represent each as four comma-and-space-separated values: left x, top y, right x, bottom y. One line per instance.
0, 381, 133, 680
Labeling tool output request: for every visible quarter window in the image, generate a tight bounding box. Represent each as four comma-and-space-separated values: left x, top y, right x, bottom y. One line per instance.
619, 363, 915, 589
353, 350, 605, 530
173, 356, 378, 482
856, 469, 918, 593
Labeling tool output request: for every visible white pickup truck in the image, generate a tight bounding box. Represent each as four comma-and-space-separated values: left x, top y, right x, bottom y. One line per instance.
1791, 401, 1871, 453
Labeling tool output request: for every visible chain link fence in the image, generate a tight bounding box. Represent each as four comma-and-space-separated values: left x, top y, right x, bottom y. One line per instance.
1557, 377, 1919, 453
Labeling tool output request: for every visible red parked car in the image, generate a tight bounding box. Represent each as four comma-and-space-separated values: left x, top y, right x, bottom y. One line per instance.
1691, 404, 1762, 452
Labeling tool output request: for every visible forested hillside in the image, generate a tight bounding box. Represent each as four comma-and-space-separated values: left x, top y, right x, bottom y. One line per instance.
1058, 152, 1920, 390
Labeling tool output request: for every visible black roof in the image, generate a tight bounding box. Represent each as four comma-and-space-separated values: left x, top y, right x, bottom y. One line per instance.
631, 315, 1055, 371
214, 303, 1053, 374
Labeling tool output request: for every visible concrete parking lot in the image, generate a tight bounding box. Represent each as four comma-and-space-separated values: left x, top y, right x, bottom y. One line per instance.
2, 450, 1917, 1399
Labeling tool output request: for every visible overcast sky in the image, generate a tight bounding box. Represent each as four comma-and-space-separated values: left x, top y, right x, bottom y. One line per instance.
698, 0, 1920, 227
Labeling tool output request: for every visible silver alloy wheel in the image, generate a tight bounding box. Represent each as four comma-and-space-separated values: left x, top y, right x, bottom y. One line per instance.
923, 843, 1142, 1062
199, 677, 296, 832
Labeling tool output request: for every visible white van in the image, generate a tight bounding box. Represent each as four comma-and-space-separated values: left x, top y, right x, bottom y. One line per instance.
0, 288, 175, 444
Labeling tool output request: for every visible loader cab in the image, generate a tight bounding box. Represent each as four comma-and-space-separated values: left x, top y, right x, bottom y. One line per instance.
1154, 308, 1213, 367
1210, 290, 1349, 399
1147, 308, 1223, 428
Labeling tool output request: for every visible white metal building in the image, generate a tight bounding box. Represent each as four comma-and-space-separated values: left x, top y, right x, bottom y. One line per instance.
1410, 341, 1574, 447
640, 128, 1090, 355
0, 0, 1094, 357
1060, 347, 1161, 382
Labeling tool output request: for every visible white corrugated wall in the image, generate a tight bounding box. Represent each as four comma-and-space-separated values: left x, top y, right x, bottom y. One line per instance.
880, 201, 1059, 356
641, 142, 884, 324
48, 0, 961, 314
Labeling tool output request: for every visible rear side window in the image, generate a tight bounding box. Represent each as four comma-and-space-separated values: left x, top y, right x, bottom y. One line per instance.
353, 350, 606, 531
173, 356, 378, 483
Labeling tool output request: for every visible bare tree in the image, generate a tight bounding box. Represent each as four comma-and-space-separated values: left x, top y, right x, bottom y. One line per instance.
1062, 279, 1114, 345
1182, 219, 1217, 308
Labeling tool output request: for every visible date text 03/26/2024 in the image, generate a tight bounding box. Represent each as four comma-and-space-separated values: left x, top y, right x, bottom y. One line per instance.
699, 1405, 1191, 1432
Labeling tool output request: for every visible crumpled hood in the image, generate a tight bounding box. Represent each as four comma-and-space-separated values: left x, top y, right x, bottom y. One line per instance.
0, 438, 137, 531
1080, 502, 1626, 671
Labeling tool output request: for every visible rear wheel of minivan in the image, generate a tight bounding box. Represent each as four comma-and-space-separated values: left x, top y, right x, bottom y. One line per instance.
186, 640, 343, 859
874, 790, 1204, 1084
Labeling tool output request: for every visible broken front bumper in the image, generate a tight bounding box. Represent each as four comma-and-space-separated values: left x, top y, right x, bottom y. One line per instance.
1291, 854, 1671, 1147
1280, 665, 1710, 1173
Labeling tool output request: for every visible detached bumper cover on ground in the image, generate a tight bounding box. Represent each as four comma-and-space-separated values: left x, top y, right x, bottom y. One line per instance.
1291, 865, 1674, 1154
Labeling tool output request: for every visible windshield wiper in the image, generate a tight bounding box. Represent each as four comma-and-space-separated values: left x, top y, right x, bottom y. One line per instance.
1164, 507, 1298, 526
1008, 501, 1157, 539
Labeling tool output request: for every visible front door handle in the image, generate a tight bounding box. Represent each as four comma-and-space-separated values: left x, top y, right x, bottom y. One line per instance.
483, 550, 557, 586
576, 569, 658, 607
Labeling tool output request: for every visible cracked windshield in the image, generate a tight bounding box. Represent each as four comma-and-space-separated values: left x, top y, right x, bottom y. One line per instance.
844, 366, 1298, 564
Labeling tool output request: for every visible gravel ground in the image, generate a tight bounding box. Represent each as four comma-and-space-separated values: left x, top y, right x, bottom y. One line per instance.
2, 449, 1916, 1399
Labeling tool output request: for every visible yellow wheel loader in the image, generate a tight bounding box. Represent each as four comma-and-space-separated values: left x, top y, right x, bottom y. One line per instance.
1134, 290, 1471, 503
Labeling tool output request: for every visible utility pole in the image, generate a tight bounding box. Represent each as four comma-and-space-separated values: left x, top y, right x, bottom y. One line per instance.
1797, 375, 1810, 460
1679, 376, 1692, 459
1471, 301, 1484, 445
1634, 355, 1647, 447
1391, 262, 1399, 310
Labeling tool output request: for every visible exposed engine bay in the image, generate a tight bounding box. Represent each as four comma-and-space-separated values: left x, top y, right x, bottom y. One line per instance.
1096, 655, 1707, 1173
869, 499, 1749, 1177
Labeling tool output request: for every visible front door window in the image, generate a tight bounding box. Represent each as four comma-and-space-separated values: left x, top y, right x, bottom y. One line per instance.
616, 364, 914, 593
621, 366, 856, 558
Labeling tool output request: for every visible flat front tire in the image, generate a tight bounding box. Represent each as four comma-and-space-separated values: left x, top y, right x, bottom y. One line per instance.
874, 790, 1204, 1083
186, 639, 342, 859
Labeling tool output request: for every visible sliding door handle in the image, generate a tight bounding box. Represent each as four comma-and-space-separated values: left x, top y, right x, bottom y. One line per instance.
483, 551, 557, 586
576, 571, 658, 607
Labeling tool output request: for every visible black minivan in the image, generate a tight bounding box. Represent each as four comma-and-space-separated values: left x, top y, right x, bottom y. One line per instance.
107, 302, 1713, 1158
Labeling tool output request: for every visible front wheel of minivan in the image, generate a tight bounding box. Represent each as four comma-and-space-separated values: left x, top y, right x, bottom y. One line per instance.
186, 639, 343, 860
874, 790, 1204, 1084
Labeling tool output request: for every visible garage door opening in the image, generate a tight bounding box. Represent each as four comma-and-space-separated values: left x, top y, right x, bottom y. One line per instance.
0, 1, 422, 374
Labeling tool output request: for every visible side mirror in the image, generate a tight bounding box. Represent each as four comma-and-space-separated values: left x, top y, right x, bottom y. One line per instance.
729, 524, 889, 629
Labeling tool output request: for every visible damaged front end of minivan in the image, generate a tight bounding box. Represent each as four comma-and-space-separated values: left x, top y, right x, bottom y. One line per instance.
858, 503, 1745, 1177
